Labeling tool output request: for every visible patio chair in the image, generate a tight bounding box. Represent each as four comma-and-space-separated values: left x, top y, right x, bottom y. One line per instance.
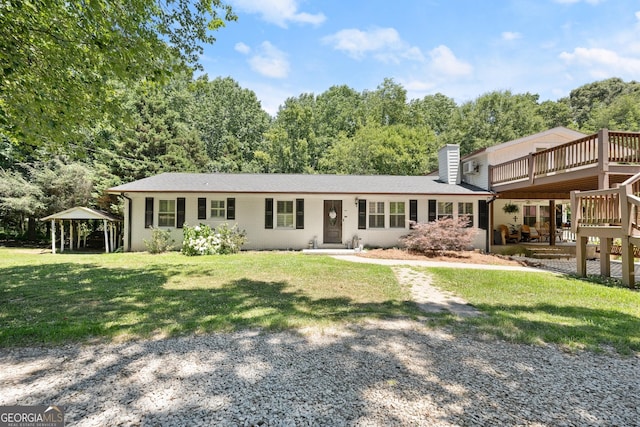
521, 224, 539, 242
535, 222, 550, 241
498, 224, 520, 245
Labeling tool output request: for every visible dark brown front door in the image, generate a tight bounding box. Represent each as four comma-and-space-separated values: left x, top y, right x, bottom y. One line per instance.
323, 200, 342, 244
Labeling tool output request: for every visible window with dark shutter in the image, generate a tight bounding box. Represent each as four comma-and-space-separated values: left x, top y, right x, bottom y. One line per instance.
227, 198, 236, 220
358, 199, 367, 229
197, 198, 206, 220
145, 197, 154, 228
176, 198, 185, 229
409, 199, 418, 228
296, 199, 304, 229
428, 199, 437, 222
265, 198, 273, 229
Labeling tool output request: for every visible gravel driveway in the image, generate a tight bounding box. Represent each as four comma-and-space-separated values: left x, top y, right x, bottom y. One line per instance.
1, 319, 638, 426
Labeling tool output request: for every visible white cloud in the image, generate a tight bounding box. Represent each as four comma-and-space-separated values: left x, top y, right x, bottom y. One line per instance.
247, 42, 290, 79
234, 42, 251, 55
322, 27, 424, 63
560, 47, 640, 76
428, 45, 473, 77
501, 31, 522, 41
230, 0, 325, 28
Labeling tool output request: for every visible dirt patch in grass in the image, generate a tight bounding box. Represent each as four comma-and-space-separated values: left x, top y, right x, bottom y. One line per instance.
358, 248, 525, 266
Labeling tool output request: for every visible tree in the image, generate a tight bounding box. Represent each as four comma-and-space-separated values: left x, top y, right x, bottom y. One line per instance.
442, 90, 545, 155
319, 123, 436, 175
407, 93, 457, 135
0, 0, 236, 150
537, 99, 573, 129
569, 78, 640, 128
190, 76, 271, 172
583, 93, 640, 132
362, 78, 407, 126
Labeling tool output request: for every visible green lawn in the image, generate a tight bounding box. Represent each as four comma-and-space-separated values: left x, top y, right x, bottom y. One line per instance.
0, 249, 419, 346
1, 248, 639, 354
426, 267, 640, 354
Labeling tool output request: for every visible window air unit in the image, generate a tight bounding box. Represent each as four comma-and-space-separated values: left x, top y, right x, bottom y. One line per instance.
463, 160, 479, 175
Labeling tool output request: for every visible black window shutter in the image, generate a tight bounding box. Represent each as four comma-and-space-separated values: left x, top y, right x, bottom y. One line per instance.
409, 199, 418, 228
358, 199, 367, 229
428, 199, 437, 222
296, 199, 304, 229
265, 198, 273, 229
478, 200, 488, 230
197, 198, 207, 220
227, 198, 236, 220
145, 197, 154, 228
176, 197, 185, 229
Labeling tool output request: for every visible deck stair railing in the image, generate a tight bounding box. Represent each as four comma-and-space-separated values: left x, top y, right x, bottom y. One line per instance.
491, 130, 640, 187
571, 171, 640, 288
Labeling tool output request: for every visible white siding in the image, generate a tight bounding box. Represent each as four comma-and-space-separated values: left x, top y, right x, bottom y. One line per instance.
125, 193, 488, 251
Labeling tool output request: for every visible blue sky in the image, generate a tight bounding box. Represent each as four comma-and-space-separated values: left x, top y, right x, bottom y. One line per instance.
200, 0, 640, 115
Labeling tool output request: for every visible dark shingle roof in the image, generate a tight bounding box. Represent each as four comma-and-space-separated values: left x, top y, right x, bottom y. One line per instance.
108, 173, 492, 195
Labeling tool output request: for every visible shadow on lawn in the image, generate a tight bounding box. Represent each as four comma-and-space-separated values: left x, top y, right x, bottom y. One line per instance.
465, 302, 640, 353
0, 262, 416, 347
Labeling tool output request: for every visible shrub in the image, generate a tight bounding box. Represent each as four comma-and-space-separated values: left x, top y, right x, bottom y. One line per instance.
400, 217, 478, 255
182, 223, 247, 256
144, 228, 175, 254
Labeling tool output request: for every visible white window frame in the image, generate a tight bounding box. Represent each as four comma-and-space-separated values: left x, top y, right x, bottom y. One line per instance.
158, 199, 176, 227
437, 201, 453, 220
458, 202, 474, 227
389, 202, 405, 228
369, 201, 385, 228
276, 200, 294, 228
211, 200, 226, 219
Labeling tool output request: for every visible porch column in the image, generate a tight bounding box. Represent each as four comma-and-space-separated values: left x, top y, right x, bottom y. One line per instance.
103, 219, 109, 253
597, 128, 610, 190
576, 235, 588, 277
51, 220, 56, 254
70, 221, 74, 251
600, 237, 612, 278
549, 200, 556, 246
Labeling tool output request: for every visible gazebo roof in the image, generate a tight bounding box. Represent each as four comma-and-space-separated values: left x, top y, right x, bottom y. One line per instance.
41, 207, 121, 222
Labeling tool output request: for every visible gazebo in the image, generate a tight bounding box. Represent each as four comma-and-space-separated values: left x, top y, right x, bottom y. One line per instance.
41, 207, 122, 254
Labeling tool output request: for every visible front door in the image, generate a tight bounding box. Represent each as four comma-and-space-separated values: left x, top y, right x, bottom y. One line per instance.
323, 200, 343, 244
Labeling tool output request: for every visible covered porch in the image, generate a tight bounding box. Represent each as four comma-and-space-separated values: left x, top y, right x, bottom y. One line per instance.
41, 207, 122, 254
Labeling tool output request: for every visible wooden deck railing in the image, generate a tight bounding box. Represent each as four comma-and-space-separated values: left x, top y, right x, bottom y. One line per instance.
571, 171, 640, 233
490, 130, 640, 187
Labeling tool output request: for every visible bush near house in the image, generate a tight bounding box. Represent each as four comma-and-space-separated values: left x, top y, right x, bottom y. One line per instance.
400, 217, 478, 255
182, 223, 247, 256
144, 228, 175, 254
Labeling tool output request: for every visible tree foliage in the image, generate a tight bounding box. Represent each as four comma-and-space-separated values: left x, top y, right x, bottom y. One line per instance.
0, 0, 236, 150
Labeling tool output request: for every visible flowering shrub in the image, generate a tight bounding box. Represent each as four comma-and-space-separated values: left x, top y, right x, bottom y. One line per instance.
144, 228, 175, 254
182, 223, 247, 256
399, 217, 478, 255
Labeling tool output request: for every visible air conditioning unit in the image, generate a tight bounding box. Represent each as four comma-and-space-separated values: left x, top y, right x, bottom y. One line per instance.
463, 160, 479, 175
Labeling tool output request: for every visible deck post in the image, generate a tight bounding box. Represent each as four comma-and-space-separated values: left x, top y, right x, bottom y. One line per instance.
528, 152, 535, 185
576, 235, 588, 277
621, 236, 635, 287
600, 237, 612, 278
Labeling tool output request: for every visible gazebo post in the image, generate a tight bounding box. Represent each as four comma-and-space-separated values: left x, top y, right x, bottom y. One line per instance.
51, 220, 56, 254
103, 219, 109, 253
60, 220, 64, 253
